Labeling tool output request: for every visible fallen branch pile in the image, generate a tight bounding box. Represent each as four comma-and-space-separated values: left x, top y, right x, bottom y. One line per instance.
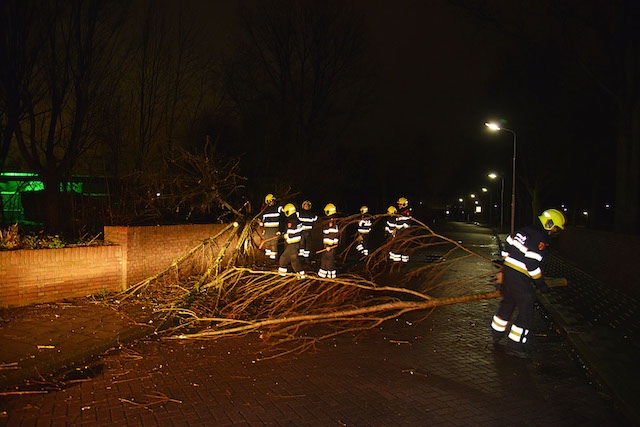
117, 215, 504, 353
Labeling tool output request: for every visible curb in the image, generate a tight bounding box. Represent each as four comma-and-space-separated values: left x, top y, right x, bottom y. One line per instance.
536, 293, 638, 425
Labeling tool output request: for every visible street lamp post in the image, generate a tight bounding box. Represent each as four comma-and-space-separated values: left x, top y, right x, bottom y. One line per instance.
488, 173, 505, 231
481, 187, 490, 225
485, 123, 517, 236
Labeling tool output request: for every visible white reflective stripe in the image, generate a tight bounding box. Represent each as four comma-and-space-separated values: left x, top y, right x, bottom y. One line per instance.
263, 222, 279, 227
297, 271, 306, 279
301, 225, 313, 230
323, 238, 338, 245
263, 212, 281, 218
323, 227, 339, 233
278, 267, 287, 276
525, 251, 543, 261
529, 267, 542, 279
504, 256, 528, 273
508, 324, 524, 342
358, 229, 371, 233
506, 235, 528, 255
501, 251, 509, 258
329, 270, 336, 278
491, 316, 508, 332
508, 324, 529, 343
397, 216, 411, 221
318, 269, 327, 278
359, 219, 372, 227
286, 236, 301, 243
402, 255, 409, 262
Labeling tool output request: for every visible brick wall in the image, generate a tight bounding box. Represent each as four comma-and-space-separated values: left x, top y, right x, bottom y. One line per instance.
556, 228, 640, 297
104, 223, 237, 288
0, 223, 239, 308
0, 245, 123, 308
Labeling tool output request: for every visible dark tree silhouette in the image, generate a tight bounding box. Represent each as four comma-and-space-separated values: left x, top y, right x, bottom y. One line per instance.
226, 0, 373, 195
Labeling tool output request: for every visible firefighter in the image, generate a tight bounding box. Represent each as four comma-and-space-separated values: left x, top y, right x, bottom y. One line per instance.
318, 203, 339, 278
260, 194, 282, 261
356, 206, 372, 256
297, 200, 318, 260
491, 208, 566, 358
385, 205, 400, 262
278, 203, 305, 279
394, 197, 412, 263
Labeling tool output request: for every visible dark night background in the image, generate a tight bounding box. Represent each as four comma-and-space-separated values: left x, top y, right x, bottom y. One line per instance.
0, 0, 636, 234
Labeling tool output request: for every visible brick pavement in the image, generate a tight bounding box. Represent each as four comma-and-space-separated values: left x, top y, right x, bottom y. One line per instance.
0, 300, 156, 390
0, 222, 633, 425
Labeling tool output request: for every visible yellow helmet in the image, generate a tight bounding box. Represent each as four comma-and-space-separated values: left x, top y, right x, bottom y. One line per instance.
397, 197, 408, 208
265, 193, 275, 203
283, 203, 296, 217
324, 203, 337, 216
538, 208, 566, 231
387, 206, 397, 215
360, 206, 369, 214
302, 200, 312, 209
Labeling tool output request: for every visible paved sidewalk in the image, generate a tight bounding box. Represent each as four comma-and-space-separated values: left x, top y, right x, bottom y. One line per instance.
496, 232, 640, 424
0, 299, 157, 390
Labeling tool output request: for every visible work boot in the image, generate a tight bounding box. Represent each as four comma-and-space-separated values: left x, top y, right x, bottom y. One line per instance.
505, 347, 530, 359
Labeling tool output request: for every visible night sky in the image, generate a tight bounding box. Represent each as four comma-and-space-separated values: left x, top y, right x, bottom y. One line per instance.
189, 0, 615, 223
2, 0, 626, 229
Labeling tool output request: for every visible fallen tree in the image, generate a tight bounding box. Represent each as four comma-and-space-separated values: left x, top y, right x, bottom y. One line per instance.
113, 213, 514, 356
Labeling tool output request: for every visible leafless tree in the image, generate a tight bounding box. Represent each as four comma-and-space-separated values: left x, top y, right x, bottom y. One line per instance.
227, 0, 373, 190
5, 0, 127, 230
123, 0, 220, 172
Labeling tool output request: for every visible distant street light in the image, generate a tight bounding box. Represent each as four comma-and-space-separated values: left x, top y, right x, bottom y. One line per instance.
485, 122, 517, 236
488, 172, 505, 231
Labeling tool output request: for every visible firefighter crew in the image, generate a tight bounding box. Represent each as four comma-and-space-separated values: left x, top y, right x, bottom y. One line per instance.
318, 203, 339, 278
394, 197, 412, 263
385, 205, 400, 262
278, 203, 305, 279
260, 194, 283, 261
297, 200, 318, 260
491, 208, 566, 358
356, 205, 372, 256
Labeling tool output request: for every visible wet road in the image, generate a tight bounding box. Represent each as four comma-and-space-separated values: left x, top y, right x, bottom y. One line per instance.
0, 222, 627, 425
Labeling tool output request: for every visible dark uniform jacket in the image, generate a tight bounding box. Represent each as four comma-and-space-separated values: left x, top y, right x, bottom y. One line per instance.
297, 209, 318, 231
262, 204, 283, 229
385, 215, 397, 238
502, 223, 550, 290
322, 217, 339, 247
358, 214, 372, 234
284, 215, 303, 244
395, 207, 412, 231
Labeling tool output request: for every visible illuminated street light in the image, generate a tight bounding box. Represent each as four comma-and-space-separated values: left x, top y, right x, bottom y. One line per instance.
488, 172, 505, 231
485, 122, 517, 236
